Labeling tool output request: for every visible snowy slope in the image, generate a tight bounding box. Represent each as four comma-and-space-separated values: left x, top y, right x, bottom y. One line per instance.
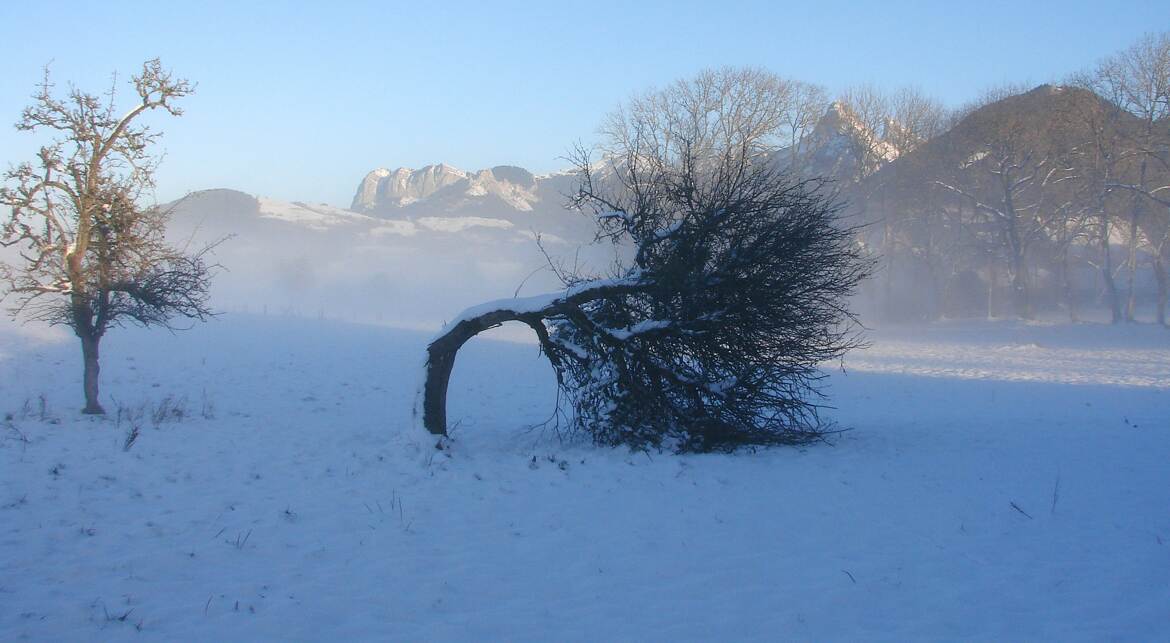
1, 316, 1167, 640
255, 198, 376, 230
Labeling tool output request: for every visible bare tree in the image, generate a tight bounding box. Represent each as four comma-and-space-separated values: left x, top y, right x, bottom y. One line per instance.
932, 87, 1081, 319
419, 68, 870, 452
0, 60, 214, 414
1086, 32, 1170, 322
886, 87, 950, 156
1058, 78, 1132, 322
1036, 155, 1096, 323
776, 80, 831, 173
862, 86, 950, 319
836, 85, 897, 182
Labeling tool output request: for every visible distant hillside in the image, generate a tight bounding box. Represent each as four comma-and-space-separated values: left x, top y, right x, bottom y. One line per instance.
852, 84, 1167, 321
161, 189, 609, 328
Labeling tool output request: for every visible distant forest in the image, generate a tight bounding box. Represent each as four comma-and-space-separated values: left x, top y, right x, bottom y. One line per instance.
776, 32, 1169, 324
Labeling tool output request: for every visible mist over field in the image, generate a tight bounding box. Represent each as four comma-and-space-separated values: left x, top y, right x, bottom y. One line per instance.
1, 4, 1168, 640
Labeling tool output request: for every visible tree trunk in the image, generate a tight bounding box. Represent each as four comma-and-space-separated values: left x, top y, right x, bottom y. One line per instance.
986, 255, 996, 319
1099, 216, 1122, 324
1011, 266, 1031, 319
1059, 248, 1079, 323
1126, 159, 1151, 322
422, 310, 549, 436
420, 279, 646, 437
1125, 207, 1140, 322
881, 219, 894, 320
1155, 250, 1168, 327
1008, 242, 1031, 319
80, 332, 105, 415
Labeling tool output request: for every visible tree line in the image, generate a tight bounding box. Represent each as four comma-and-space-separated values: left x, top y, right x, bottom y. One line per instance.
811, 34, 1169, 324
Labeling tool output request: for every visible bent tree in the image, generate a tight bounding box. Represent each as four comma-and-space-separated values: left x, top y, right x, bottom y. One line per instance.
0, 60, 214, 414
420, 68, 871, 452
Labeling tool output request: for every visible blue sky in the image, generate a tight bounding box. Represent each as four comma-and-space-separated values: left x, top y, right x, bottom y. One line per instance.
0, 1, 1164, 207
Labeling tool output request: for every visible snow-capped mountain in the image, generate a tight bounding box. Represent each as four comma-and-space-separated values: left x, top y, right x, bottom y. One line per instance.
351, 164, 577, 217
348, 102, 900, 230
351, 164, 469, 211
771, 101, 900, 183
348, 163, 593, 242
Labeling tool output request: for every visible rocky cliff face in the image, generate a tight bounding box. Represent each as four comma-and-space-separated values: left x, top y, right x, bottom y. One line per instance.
351, 163, 553, 215
771, 101, 901, 183
351, 164, 469, 211
347, 161, 592, 242
349, 163, 578, 220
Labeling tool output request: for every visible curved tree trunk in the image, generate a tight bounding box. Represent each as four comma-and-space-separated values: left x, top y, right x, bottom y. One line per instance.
420, 279, 647, 436
421, 309, 546, 436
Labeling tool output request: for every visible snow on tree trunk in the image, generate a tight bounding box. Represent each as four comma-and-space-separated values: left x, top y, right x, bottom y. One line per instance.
420, 278, 645, 436
422, 309, 542, 436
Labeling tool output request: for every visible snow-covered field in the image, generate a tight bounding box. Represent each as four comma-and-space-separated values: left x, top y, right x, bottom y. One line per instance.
1, 315, 1168, 640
